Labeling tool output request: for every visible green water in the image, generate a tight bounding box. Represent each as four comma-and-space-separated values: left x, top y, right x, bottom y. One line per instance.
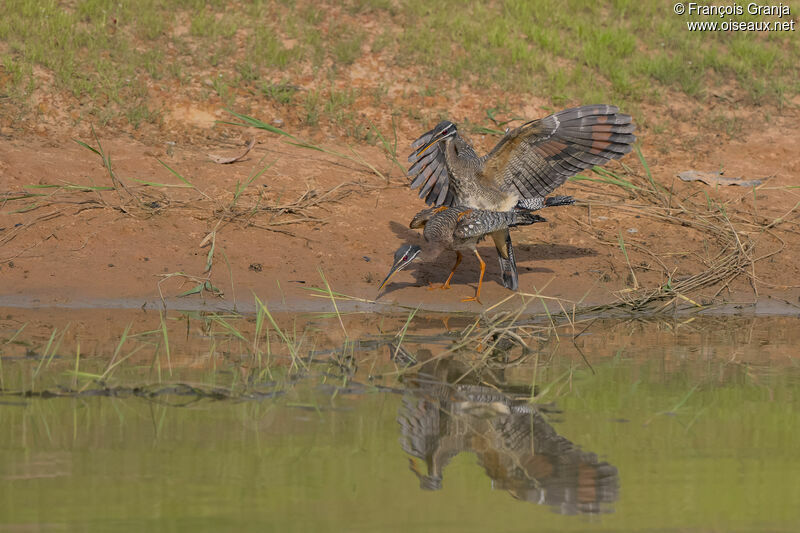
1, 312, 799, 532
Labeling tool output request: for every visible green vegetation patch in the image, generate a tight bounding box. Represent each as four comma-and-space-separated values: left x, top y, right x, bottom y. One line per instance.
0, 0, 797, 132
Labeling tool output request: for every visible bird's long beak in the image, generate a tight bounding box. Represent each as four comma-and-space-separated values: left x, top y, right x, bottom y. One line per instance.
376, 246, 421, 298
377, 261, 404, 295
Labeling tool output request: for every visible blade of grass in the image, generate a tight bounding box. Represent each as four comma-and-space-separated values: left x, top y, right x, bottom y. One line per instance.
73, 138, 102, 157
31, 328, 58, 388
25, 183, 115, 191
11, 203, 42, 214
98, 323, 132, 384
636, 144, 660, 192
159, 311, 172, 377
391, 306, 420, 362
220, 109, 303, 142
618, 230, 639, 289
129, 178, 193, 188
208, 314, 249, 343
178, 284, 205, 297
204, 232, 216, 273
72, 342, 80, 390
254, 295, 307, 371
318, 267, 347, 338
222, 109, 387, 181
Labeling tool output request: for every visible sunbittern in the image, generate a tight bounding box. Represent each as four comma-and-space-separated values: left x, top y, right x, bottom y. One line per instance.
397, 356, 619, 512
408, 104, 636, 210
407, 105, 635, 289
377, 206, 547, 303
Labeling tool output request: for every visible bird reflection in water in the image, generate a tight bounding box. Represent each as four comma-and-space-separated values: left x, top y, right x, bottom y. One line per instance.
392, 347, 618, 515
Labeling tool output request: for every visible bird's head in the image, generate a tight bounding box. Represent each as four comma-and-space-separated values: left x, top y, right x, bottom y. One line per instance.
377, 244, 422, 295
418, 121, 457, 155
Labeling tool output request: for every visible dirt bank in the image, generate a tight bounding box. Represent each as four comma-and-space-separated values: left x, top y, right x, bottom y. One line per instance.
2, 105, 800, 313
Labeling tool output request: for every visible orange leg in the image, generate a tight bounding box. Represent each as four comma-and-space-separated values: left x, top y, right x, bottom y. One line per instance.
461, 249, 485, 303
441, 316, 451, 331
427, 252, 462, 291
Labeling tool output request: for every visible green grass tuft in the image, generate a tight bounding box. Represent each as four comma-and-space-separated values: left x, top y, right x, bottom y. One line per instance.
1, 0, 797, 132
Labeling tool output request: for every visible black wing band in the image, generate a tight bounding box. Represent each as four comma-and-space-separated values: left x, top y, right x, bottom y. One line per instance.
408, 129, 452, 207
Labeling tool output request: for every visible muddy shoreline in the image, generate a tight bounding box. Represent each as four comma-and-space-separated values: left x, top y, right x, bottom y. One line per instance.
3, 123, 800, 315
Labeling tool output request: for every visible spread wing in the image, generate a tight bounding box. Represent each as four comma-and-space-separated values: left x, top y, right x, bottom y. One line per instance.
407, 127, 456, 207
480, 105, 636, 199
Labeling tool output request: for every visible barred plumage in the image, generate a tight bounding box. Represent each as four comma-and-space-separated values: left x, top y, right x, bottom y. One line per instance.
408, 105, 636, 210
397, 357, 619, 513
378, 205, 547, 303
406, 106, 634, 294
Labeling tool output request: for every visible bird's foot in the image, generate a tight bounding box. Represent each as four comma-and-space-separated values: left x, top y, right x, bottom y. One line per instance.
461, 295, 482, 304
427, 283, 451, 291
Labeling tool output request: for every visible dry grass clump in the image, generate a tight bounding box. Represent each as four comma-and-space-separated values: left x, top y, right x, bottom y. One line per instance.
570, 147, 794, 311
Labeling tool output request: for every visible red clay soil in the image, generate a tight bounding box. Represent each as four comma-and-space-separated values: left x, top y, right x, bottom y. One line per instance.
2, 103, 800, 314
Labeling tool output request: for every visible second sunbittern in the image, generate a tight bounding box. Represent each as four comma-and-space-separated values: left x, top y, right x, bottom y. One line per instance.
407, 104, 636, 211
377, 206, 547, 303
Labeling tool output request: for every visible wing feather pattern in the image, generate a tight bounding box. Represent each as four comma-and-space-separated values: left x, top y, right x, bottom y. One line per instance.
480, 105, 636, 200
407, 127, 453, 207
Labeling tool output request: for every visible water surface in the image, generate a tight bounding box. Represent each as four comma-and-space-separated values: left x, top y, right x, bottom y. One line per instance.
1, 309, 799, 531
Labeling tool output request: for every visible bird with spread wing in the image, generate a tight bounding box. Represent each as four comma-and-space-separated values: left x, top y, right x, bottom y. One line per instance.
408, 105, 636, 210
400, 105, 636, 294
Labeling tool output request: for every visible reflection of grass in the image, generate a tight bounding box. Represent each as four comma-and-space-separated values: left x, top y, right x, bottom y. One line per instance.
2, 348, 798, 531
1, 306, 307, 399
2, 306, 798, 423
